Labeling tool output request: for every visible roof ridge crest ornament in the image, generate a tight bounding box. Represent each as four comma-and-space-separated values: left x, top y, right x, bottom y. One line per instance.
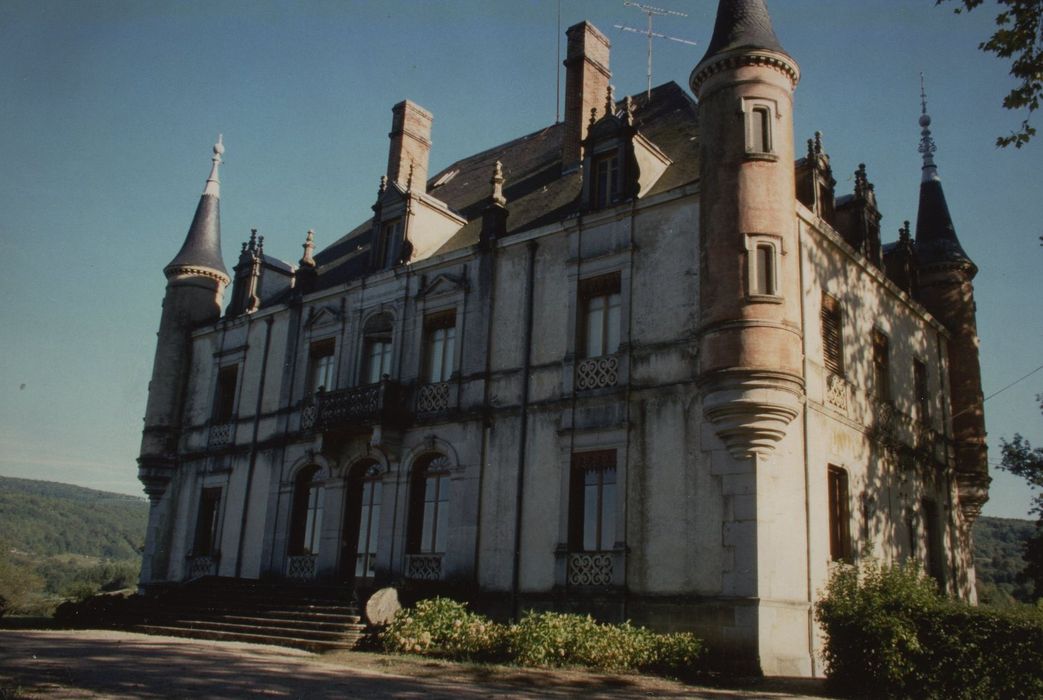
204, 134, 223, 197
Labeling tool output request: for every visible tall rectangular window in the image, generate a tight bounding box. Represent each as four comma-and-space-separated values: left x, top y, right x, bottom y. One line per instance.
193, 487, 222, 556
362, 313, 394, 385
423, 311, 456, 383
828, 466, 852, 562
872, 330, 891, 402
308, 339, 335, 393
747, 105, 772, 154
821, 294, 844, 376
376, 218, 402, 269
922, 499, 946, 587
580, 273, 621, 359
914, 359, 929, 422
569, 450, 617, 553
591, 152, 620, 209
213, 365, 239, 422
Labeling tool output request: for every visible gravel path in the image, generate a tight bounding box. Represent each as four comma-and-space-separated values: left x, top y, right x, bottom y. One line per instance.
0, 629, 833, 699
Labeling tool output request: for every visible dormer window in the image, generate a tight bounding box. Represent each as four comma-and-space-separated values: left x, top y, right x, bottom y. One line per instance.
591, 151, 621, 209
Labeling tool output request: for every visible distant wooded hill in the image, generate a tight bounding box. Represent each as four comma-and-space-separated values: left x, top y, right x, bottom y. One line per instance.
0, 476, 147, 560
973, 515, 1036, 604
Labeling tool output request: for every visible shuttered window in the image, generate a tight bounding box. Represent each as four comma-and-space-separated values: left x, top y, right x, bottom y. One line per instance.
821, 294, 844, 376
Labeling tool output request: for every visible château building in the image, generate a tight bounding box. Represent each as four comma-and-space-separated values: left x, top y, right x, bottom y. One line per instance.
136, 0, 990, 676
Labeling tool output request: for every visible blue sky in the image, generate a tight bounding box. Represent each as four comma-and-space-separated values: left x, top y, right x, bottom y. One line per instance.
0, 0, 1039, 519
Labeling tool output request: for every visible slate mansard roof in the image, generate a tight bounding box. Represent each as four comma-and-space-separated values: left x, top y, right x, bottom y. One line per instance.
310, 81, 699, 292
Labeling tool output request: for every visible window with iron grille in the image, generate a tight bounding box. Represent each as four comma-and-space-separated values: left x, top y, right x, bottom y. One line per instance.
289, 466, 323, 556
212, 365, 239, 422
423, 310, 456, 383
579, 273, 621, 359
408, 455, 451, 554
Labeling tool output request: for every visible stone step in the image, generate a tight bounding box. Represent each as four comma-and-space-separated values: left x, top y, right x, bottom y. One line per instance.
134, 624, 360, 653
168, 618, 363, 642
212, 613, 365, 630
158, 601, 360, 618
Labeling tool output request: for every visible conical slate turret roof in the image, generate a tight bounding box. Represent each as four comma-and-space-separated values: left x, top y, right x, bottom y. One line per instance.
914, 94, 974, 272
700, 0, 786, 64
166, 137, 229, 280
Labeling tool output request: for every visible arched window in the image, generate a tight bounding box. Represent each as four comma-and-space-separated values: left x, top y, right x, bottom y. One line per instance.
342, 461, 382, 579
289, 466, 323, 556
361, 313, 394, 384
407, 454, 451, 554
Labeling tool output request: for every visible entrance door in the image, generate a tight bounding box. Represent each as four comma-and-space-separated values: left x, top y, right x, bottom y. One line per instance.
340, 462, 382, 581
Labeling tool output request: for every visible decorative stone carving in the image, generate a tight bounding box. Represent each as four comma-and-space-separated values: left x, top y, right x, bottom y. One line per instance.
825, 372, 848, 411
576, 355, 619, 391
405, 554, 443, 581
416, 382, 450, 414
365, 587, 402, 626
286, 554, 317, 580
702, 373, 803, 459
568, 552, 613, 586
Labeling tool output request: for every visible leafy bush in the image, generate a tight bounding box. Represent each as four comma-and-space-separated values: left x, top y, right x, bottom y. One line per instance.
381, 598, 704, 676
381, 597, 508, 661
816, 559, 1043, 699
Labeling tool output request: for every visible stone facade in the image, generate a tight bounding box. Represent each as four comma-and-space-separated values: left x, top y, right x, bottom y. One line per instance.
136, 0, 988, 677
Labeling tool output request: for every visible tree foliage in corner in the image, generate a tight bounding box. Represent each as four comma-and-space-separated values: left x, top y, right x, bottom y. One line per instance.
997, 394, 1043, 599
938, 0, 1043, 148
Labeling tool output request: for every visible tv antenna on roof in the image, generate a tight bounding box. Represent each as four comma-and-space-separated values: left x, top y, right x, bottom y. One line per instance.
615, 1, 697, 100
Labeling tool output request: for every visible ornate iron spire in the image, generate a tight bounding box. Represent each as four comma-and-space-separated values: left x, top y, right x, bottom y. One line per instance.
918, 73, 938, 181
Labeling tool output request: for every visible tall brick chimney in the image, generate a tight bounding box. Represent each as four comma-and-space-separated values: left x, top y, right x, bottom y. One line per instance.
562, 21, 610, 170
387, 99, 433, 190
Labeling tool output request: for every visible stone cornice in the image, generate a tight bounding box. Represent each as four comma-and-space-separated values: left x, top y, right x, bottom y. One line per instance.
690, 49, 800, 95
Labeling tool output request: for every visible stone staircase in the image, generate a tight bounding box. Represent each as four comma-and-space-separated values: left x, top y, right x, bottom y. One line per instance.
132, 577, 368, 653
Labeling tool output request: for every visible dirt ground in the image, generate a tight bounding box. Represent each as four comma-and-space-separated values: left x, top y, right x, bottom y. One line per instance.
0, 629, 834, 699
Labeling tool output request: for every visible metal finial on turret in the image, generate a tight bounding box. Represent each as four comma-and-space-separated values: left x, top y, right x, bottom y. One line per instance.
605, 84, 615, 118
918, 73, 938, 179
378, 175, 387, 195
300, 229, 316, 268
899, 220, 911, 243
589, 106, 598, 128
490, 161, 506, 206
203, 134, 223, 197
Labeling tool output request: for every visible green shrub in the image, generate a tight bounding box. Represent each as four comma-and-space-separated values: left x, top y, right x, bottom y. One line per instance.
816, 559, 1043, 699
381, 597, 508, 661
379, 599, 704, 676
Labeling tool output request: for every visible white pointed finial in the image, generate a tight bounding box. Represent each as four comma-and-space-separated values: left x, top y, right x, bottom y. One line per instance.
204, 134, 223, 197
491, 161, 506, 206
918, 74, 938, 181
300, 229, 316, 267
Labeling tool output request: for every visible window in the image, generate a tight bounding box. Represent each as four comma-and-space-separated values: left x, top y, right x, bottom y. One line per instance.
423, 311, 456, 383
591, 152, 621, 209
821, 294, 844, 376
747, 236, 780, 298
747, 105, 773, 154
569, 450, 617, 552
914, 359, 929, 422
922, 499, 946, 586
828, 466, 852, 562
580, 274, 621, 358
193, 487, 222, 556
872, 330, 891, 402
408, 454, 451, 554
376, 218, 402, 269
213, 365, 239, 422
308, 339, 335, 393
343, 462, 382, 579
361, 313, 393, 385
289, 466, 323, 556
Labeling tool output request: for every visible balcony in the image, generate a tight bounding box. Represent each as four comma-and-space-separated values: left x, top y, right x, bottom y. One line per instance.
314, 379, 405, 432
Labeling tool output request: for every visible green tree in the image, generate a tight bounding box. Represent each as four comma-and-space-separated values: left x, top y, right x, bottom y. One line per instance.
937, 0, 1043, 148
997, 394, 1043, 599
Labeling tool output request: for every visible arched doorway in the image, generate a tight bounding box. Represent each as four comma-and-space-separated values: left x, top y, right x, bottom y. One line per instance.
340, 461, 382, 581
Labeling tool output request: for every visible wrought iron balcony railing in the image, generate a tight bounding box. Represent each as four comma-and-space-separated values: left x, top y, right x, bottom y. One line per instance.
314, 378, 404, 432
